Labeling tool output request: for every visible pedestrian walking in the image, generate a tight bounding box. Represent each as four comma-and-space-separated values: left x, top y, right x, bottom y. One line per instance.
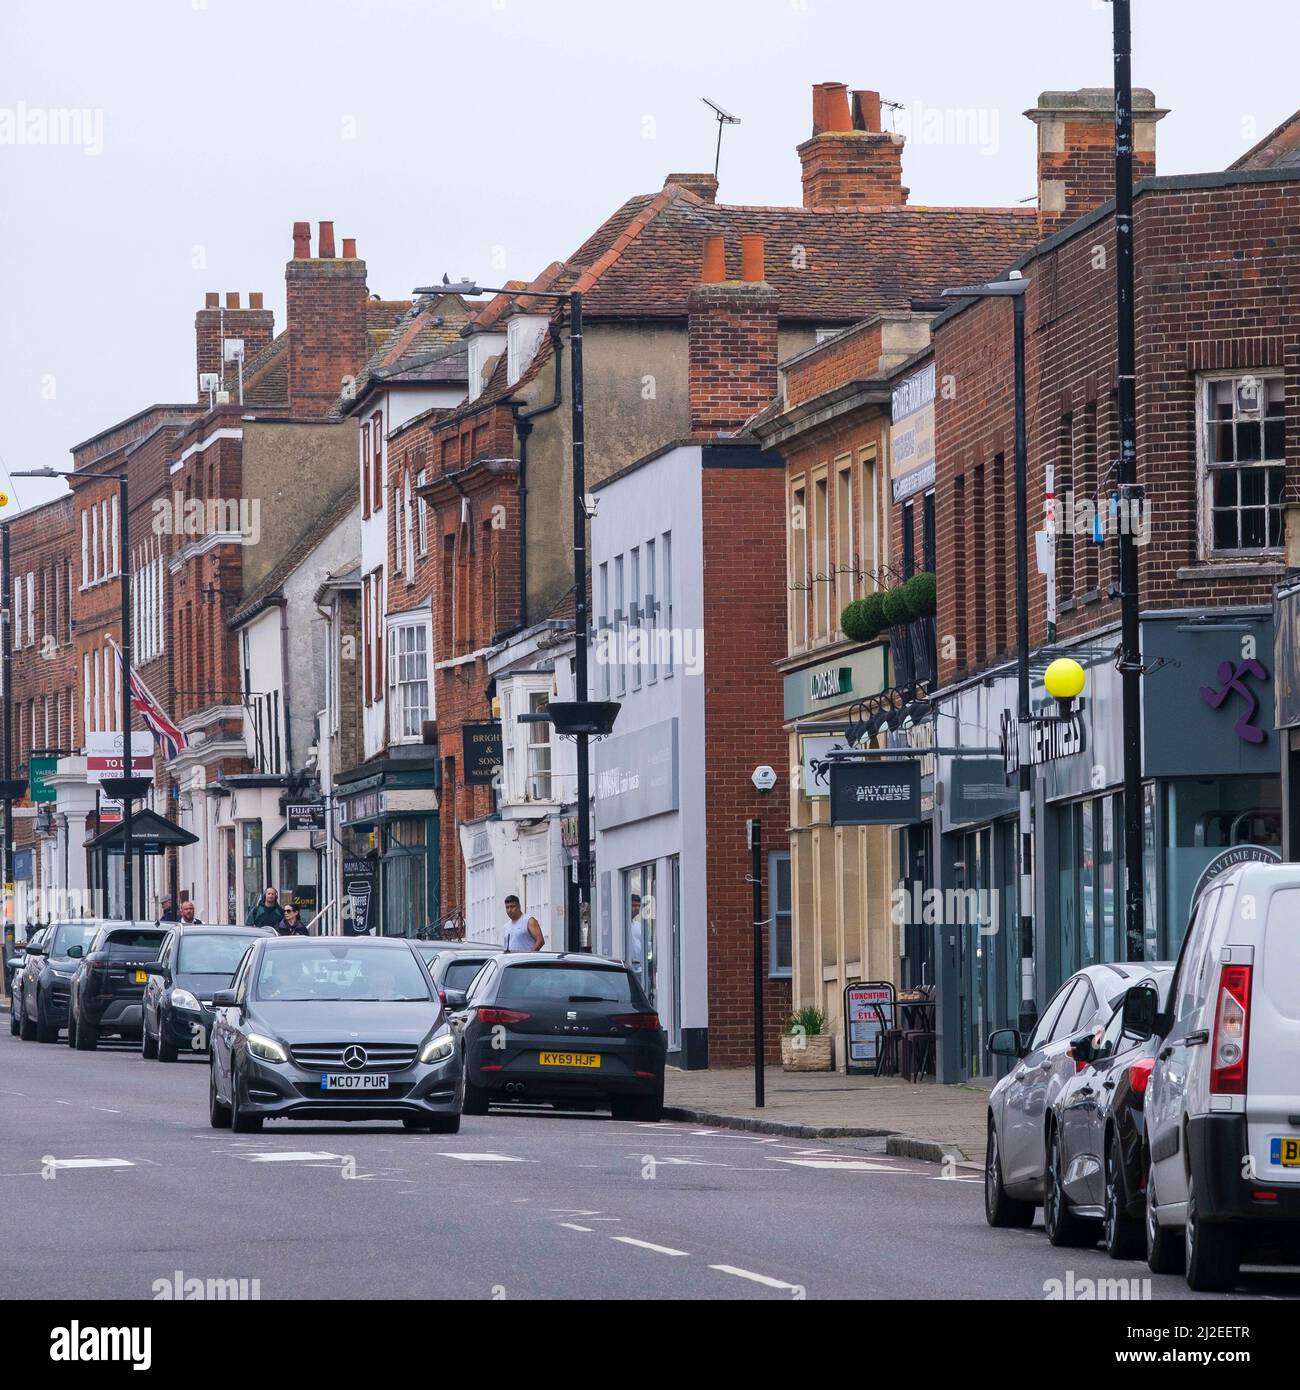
158, 896, 178, 924
278, 903, 309, 937
247, 886, 285, 931
502, 895, 544, 952
177, 900, 202, 925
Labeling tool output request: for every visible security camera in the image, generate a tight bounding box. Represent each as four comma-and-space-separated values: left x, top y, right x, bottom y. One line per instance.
751, 765, 777, 796
582, 493, 599, 519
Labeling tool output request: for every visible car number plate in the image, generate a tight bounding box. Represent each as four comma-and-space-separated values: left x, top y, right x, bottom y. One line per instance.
321, 1073, 389, 1091
1270, 1137, 1300, 1166
134, 970, 149, 983
539, 1052, 600, 1068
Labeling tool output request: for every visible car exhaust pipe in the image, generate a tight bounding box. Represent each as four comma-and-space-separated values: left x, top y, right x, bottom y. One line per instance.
505, 1082, 526, 1096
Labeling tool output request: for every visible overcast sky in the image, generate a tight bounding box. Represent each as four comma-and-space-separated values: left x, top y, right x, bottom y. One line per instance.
1, 0, 1295, 512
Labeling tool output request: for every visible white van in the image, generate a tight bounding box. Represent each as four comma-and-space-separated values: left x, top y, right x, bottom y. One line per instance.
1121, 861, 1300, 1291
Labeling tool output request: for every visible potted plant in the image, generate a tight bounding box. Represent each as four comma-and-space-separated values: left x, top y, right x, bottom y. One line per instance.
781, 1005, 833, 1072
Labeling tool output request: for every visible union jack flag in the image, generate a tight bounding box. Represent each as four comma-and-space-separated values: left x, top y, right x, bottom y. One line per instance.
108, 638, 188, 762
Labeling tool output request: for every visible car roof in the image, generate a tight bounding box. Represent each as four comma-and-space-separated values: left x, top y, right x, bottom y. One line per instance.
418, 940, 503, 952
498, 952, 628, 969
260, 935, 415, 948
174, 925, 268, 936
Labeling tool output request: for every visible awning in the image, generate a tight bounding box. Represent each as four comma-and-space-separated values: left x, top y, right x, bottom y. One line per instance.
85, 808, 200, 857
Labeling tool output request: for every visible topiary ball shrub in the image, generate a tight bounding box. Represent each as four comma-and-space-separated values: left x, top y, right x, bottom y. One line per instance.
840, 599, 873, 642
860, 590, 888, 634
903, 570, 937, 620
881, 584, 912, 627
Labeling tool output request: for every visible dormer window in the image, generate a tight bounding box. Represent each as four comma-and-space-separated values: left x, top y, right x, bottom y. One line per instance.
507, 315, 550, 387
466, 332, 507, 402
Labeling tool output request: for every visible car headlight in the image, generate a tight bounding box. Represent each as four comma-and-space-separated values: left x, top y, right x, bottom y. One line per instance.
171, 988, 201, 1011
420, 1029, 456, 1064
246, 1033, 288, 1063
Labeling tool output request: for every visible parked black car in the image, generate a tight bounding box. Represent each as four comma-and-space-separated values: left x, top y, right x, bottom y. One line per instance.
209, 936, 463, 1133
9, 927, 47, 1037
142, 925, 270, 1062
67, 924, 168, 1049
1044, 966, 1175, 1256
415, 940, 503, 1005
453, 953, 666, 1121
18, 920, 102, 1042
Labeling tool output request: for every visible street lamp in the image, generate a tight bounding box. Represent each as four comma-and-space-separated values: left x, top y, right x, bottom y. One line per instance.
415, 277, 609, 951
941, 272, 1035, 1026
12, 466, 142, 922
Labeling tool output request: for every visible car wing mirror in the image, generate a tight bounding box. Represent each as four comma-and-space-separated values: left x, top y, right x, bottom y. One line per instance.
1120, 984, 1160, 1041
443, 989, 468, 1011
211, 989, 238, 1009
67, 945, 83, 959
987, 1027, 1023, 1059
1068, 1032, 1095, 1067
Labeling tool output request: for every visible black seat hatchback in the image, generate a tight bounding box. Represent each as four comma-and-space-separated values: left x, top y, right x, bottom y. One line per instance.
453, 953, 666, 1121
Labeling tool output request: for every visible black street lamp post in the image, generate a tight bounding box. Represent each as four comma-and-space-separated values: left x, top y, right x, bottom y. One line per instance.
416, 278, 615, 953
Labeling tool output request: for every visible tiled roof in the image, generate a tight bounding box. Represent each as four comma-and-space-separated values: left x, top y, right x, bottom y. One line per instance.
331, 294, 473, 417
229, 484, 360, 628
240, 332, 289, 407
1231, 110, 1300, 171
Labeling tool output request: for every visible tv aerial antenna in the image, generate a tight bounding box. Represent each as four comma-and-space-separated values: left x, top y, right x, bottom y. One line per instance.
701, 97, 741, 178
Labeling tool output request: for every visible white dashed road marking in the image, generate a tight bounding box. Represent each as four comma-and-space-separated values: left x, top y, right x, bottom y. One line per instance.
438, 1153, 533, 1163
771, 1157, 900, 1171
612, 1237, 690, 1257
558, 1223, 593, 1233
241, 1151, 345, 1163
44, 1158, 134, 1170
710, 1264, 803, 1292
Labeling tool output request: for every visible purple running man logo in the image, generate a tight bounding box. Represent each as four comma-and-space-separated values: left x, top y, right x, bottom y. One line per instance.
1199, 659, 1270, 745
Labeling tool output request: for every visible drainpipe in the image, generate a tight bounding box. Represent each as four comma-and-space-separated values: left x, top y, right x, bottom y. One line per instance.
511, 327, 565, 631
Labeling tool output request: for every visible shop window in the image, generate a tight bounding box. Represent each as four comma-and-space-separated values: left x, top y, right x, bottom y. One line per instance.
524, 690, 552, 801
768, 850, 792, 978
621, 863, 657, 1004
1200, 373, 1286, 556
240, 821, 263, 922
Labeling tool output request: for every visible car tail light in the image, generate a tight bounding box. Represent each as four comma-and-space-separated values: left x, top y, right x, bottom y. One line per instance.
1210, 964, 1252, 1095
438, 990, 446, 1004
1127, 1057, 1154, 1097
477, 1007, 530, 1026
612, 1013, 661, 1031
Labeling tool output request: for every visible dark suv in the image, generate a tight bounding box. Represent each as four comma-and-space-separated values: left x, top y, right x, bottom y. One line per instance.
18, 920, 102, 1042
68, 923, 168, 1049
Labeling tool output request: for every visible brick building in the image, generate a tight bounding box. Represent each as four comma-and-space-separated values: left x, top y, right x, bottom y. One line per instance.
905, 91, 1300, 1080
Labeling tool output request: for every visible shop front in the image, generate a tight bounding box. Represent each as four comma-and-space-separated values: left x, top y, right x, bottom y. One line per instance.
334, 754, 439, 938
782, 642, 896, 1066
931, 610, 1279, 1083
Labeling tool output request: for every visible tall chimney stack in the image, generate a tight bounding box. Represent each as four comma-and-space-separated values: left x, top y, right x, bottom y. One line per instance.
1025, 88, 1167, 239
195, 293, 274, 402
688, 234, 779, 436
285, 221, 368, 417
798, 83, 908, 208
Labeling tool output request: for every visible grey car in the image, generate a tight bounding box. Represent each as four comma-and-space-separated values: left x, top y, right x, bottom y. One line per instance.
984, 962, 1161, 1228
209, 936, 463, 1134
18, 920, 101, 1042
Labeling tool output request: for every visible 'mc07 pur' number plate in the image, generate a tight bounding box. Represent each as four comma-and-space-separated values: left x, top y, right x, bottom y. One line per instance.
1270, 1137, 1300, 1166
539, 1052, 600, 1069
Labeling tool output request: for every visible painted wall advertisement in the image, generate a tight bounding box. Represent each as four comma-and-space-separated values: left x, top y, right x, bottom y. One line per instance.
890, 360, 935, 503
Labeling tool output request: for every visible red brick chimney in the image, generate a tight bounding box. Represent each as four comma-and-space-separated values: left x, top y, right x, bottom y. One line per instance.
285, 220, 369, 417
688, 233, 779, 437
194, 291, 274, 401
664, 172, 720, 204
1025, 88, 1167, 239
797, 83, 908, 208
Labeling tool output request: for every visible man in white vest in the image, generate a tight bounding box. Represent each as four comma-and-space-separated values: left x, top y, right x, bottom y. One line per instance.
502, 895, 545, 953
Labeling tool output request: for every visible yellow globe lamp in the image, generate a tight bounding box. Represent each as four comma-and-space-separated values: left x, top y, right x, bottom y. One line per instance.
1043, 658, 1086, 718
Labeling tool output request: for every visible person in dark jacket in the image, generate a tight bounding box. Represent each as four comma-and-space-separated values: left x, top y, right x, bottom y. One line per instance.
278, 903, 308, 937
246, 887, 285, 931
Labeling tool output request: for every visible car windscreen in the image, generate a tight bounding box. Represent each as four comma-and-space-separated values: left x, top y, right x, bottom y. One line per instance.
442, 958, 492, 990
50, 922, 100, 957
105, 930, 166, 958
177, 935, 251, 976
253, 945, 430, 1002
498, 965, 636, 1005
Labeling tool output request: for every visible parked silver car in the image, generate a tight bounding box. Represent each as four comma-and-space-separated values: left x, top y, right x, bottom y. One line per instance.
984, 962, 1162, 1228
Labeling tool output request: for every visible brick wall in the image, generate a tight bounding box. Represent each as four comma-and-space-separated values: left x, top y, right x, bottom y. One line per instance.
784, 321, 883, 409
700, 455, 792, 1063
286, 223, 369, 418
931, 173, 1300, 687
195, 292, 274, 401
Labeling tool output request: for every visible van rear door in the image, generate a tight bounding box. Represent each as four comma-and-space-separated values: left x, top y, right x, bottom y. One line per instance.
1251, 884, 1300, 1185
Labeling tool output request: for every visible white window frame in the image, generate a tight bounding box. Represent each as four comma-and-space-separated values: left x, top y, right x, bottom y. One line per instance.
1197, 371, 1286, 560
416, 469, 429, 556
386, 617, 430, 743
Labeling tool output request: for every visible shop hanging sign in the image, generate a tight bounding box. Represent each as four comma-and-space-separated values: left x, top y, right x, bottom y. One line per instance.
829, 760, 921, 825
84, 731, 153, 785
463, 724, 504, 785
342, 857, 376, 936
286, 803, 325, 832
28, 755, 58, 804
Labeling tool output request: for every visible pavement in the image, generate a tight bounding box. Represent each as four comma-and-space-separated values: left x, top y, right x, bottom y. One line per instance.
1, 1018, 1283, 1301
665, 1064, 990, 1162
